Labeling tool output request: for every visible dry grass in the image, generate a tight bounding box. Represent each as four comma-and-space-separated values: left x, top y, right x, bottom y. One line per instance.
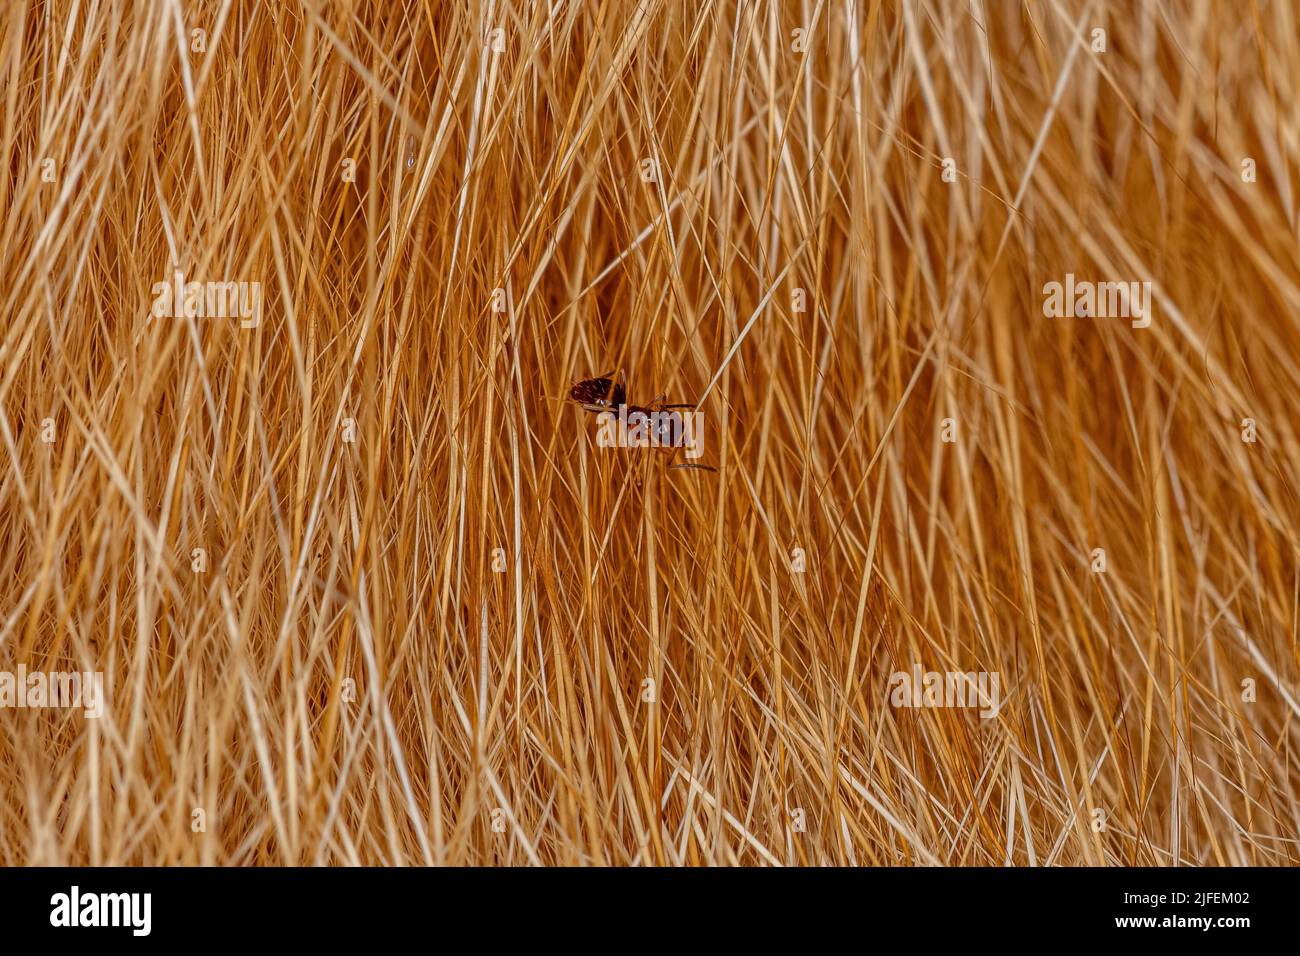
1, 0, 1298, 866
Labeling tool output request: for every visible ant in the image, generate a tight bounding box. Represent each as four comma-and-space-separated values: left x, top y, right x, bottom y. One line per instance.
568, 371, 717, 471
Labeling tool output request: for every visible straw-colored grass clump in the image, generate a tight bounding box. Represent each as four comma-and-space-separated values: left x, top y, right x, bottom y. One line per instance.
1, 0, 1298, 865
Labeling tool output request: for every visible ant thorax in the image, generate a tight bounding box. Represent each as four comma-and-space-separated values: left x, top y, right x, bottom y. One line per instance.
593, 404, 705, 460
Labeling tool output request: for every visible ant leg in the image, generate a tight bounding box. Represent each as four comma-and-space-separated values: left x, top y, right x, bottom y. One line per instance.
666, 448, 718, 472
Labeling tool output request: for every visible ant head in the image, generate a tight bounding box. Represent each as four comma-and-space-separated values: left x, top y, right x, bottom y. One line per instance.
569, 375, 626, 411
